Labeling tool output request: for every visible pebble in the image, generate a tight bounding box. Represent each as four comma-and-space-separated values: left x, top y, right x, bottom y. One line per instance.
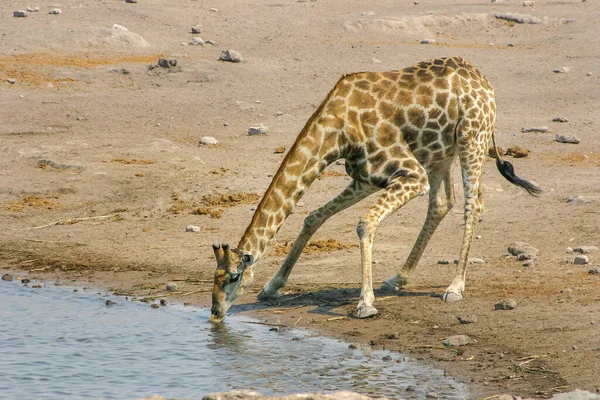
21, 278, 31, 284
32, 284, 41, 289
469, 258, 485, 264
48, 8, 62, 14
186, 225, 202, 232
443, 335, 470, 346
166, 282, 178, 291
273, 111, 284, 117
7, 78, 16, 84
572, 345, 578, 350
420, 38, 436, 44
199, 136, 218, 146
160, 299, 167, 306
457, 314, 478, 324
553, 67, 570, 73
105, 299, 116, 306
566, 247, 574, 254
157, 58, 177, 68
191, 25, 202, 34
382, 355, 392, 361
426, 393, 439, 399
521, 126, 548, 133
205, 39, 217, 45
522, 0, 534, 5
495, 298, 517, 310
1, 274, 14, 281
574, 255, 589, 265
437, 260, 450, 265
189, 37, 204, 46
219, 49, 244, 63
26, 6, 40, 12
125, 0, 137, 3
372, 58, 382, 64
150, 303, 160, 309
523, 259, 534, 267
274, 146, 286, 154
113, 23, 128, 31
508, 242, 539, 260
248, 124, 268, 136
588, 268, 600, 275
574, 246, 598, 254
555, 134, 580, 144
13, 10, 28, 17
553, 117, 569, 122
567, 196, 592, 205
560, 288, 573, 294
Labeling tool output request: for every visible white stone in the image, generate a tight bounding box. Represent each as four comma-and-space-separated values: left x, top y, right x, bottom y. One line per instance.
112, 24, 129, 32
185, 225, 201, 233
248, 124, 268, 136
199, 136, 219, 146
48, 8, 62, 14
189, 37, 204, 46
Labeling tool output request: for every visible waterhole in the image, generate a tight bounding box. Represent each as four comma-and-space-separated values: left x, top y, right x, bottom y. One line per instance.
0, 280, 469, 399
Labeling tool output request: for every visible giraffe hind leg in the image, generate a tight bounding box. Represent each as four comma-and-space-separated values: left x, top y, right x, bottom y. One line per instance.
380, 159, 456, 293
257, 180, 378, 301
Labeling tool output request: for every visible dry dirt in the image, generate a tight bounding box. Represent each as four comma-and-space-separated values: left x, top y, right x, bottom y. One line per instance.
1, 0, 599, 399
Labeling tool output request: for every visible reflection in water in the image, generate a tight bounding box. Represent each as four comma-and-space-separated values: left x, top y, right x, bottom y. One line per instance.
0, 280, 469, 400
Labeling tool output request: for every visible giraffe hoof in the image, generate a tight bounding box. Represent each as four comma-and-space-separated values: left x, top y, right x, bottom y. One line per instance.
441, 291, 463, 303
356, 305, 378, 319
379, 281, 401, 294
257, 288, 281, 301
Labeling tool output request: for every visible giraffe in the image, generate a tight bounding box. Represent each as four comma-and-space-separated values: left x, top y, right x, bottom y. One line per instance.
210, 56, 541, 322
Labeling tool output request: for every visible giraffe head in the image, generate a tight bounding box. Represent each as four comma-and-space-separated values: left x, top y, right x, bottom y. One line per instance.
210, 243, 255, 322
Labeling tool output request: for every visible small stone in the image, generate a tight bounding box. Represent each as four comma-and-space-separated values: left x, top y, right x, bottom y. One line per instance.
426, 393, 439, 399
157, 58, 177, 68
566, 247, 574, 254
382, 355, 392, 361
7, 78, 16, 84
475, 235, 482, 240
13, 10, 28, 17
495, 298, 517, 310
105, 299, 116, 306
113, 24, 129, 31
273, 111, 284, 117
420, 38, 436, 44
372, 58, 382, 64
125, 0, 138, 3
48, 8, 62, 14
586, 72, 592, 76
248, 124, 268, 136
574, 255, 589, 265
219, 49, 244, 63
76, 116, 84, 121
437, 260, 450, 265
522, 0, 534, 5
1, 274, 14, 281
166, 282, 178, 291
269, 327, 279, 332
185, 225, 201, 232
191, 25, 202, 34
517, 253, 533, 261
553, 67, 571, 73
32, 284, 41, 288
199, 136, 218, 146
521, 126, 548, 133
457, 315, 478, 324
406, 386, 416, 392
209, 8, 218, 12
205, 39, 216, 46
560, 288, 573, 294
160, 299, 167, 306
150, 303, 160, 309
508, 242, 539, 259
574, 246, 598, 254
348, 343, 359, 349
469, 258, 485, 264
507, 43, 515, 47
556, 134, 580, 144
523, 259, 534, 267
553, 117, 569, 122
274, 146, 286, 154
588, 268, 600, 275
21, 278, 31, 284
567, 196, 592, 205
189, 37, 204, 46
572, 345, 578, 350
443, 334, 470, 346
26, 6, 40, 12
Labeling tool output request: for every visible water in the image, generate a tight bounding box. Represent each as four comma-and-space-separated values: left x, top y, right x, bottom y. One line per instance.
0, 279, 469, 400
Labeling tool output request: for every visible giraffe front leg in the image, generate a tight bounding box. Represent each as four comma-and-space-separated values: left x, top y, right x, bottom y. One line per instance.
356, 219, 378, 319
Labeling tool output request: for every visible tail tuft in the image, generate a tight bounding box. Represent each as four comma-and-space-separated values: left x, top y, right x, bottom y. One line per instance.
496, 158, 542, 197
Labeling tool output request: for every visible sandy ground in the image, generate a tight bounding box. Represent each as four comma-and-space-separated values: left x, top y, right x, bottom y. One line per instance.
1, 0, 599, 398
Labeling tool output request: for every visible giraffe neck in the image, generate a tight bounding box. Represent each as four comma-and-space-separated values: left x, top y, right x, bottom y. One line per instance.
237, 102, 344, 261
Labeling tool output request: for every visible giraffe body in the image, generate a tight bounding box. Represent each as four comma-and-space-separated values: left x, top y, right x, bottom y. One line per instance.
210, 56, 540, 322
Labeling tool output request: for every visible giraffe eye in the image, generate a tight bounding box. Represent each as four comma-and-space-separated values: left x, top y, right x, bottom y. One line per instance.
230, 273, 241, 283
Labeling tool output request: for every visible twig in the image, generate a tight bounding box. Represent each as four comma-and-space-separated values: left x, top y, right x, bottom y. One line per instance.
181, 290, 209, 296
479, 396, 499, 400
327, 316, 349, 321
293, 317, 302, 327
24, 239, 87, 246
172, 279, 213, 283
516, 353, 552, 362
29, 266, 50, 272
240, 320, 288, 327
23, 214, 119, 231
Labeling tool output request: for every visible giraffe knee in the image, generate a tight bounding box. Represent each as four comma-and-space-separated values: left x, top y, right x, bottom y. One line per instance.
302, 211, 321, 231
357, 219, 375, 240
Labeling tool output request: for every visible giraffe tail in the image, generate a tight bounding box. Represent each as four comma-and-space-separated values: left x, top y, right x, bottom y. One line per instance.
491, 132, 543, 197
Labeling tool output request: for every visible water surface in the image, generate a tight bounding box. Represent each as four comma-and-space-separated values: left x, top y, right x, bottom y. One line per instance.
0, 279, 468, 399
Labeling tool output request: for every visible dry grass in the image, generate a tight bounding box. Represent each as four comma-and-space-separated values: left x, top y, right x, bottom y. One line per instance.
112, 158, 156, 165
0, 52, 164, 86
555, 152, 600, 166
270, 238, 357, 257
4, 195, 62, 212
169, 192, 260, 218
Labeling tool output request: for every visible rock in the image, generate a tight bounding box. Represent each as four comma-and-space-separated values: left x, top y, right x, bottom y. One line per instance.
574, 246, 598, 254
219, 50, 244, 63
553, 67, 571, 73
522, 0, 534, 5
556, 134, 580, 144
443, 335, 470, 346
560, 288, 573, 294
199, 136, 219, 146
166, 282, 178, 291
13, 10, 28, 17
508, 242, 539, 259
566, 247, 574, 254
273, 111, 284, 117
553, 117, 569, 122
588, 268, 600, 275
186, 225, 202, 232
495, 13, 541, 24
125, 0, 138, 3
469, 258, 485, 264
457, 314, 478, 324
1, 273, 14, 281
191, 25, 202, 34
567, 196, 593, 205
21, 278, 31, 284
420, 38, 436, 44
189, 37, 204, 46
274, 146, 286, 154
495, 298, 517, 310
426, 393, 439, 399
157, 58, 177, 68
112, 23, 129, 31
574, 255, 589, 265
48, 8, 62, 14
160, 299, 167, 306
348, 343, 360, 349
523, 259, 534, 267
105, 299, 116, 306
521, 126, 548, 133
205, 39, 217, 45
550, 390, 600, 400
150, 303, 160, 309
382, 355, 392, 361
26, 6, 40, 12
437, 260, 450, 265
7, 78, 16, 84
248, 124, 268, 136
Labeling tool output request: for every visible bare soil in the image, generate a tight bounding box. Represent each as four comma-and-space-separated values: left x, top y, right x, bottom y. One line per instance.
1, 1, 599, 399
